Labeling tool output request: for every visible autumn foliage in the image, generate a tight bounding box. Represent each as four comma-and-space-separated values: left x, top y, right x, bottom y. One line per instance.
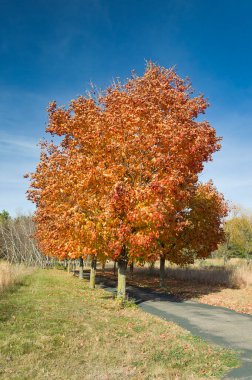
26, 63, 228, 296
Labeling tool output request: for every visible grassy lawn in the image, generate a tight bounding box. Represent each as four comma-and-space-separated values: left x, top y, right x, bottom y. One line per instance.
0, 269, 238, 379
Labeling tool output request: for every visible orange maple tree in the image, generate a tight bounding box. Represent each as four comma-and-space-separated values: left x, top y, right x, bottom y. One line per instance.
26, 63, 227, 298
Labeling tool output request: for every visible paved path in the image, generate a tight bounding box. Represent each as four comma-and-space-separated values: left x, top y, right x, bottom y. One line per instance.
95, 276, 252, 379
140, 298, 252, 379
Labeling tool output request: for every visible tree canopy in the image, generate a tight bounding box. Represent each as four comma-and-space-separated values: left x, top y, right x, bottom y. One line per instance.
26, 63, 228, 297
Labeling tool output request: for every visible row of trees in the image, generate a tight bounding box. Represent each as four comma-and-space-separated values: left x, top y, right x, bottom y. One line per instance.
26, 64, 228, 298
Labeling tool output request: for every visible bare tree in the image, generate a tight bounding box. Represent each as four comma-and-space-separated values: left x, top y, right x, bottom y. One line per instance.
0, 214, 46, 266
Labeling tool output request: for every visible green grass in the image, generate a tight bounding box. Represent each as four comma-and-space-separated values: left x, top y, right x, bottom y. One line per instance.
0, 269, 239, 379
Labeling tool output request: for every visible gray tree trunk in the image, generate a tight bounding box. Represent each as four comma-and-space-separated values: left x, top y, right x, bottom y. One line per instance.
148, 261, 155, 275
90, 256, 97, 288
79, 257, 84, 279
102, 261, 106, 273
160, 255, 166, 287
117, 245, 128, 299
67, 259, 71, 273
113, 261, 117, 276
129, 261, 134, 279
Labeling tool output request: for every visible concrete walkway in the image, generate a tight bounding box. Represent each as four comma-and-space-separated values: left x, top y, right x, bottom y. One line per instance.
96, 277, 252, 379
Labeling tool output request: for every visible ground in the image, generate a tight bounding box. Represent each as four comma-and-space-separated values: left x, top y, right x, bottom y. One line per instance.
0, 269, 238, 380
195, 287, 252, 314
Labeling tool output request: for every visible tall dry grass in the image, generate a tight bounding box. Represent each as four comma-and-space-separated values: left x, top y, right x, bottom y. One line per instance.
232, 265, 252, 288
0, 261, 32, 292
165, 266, 252, 288
132, 261, 252, 289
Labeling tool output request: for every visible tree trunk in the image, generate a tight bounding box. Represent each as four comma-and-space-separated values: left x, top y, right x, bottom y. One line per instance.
67, 259, 71, 273
117, 245, 128, 299
149, 261, 155, 275
160, 255, 166, 287
79, 257, 84, 279
224, 254, 228, 266
90, 256, 97, 289
102, 261, 106, 273
129, 261, 134, 279
72, 260, 76, 274
113, 261, 117, 276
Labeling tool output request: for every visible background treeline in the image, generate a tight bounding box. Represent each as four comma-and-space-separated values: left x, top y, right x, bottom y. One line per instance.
0, 210, 46, 266
214, 208, 252, 265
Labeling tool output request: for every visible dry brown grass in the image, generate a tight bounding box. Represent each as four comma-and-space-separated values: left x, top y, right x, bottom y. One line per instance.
127, 259, 252, 289
168, 267, 236, 287
197, 286, 252, 314
0, 261, 32, 292
167, 265, 252, 289
130, 265, 251, 289
231, 265, 252, 288
196, 264, 252, 313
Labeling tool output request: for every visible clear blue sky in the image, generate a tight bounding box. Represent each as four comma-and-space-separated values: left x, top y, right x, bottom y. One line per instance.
1, 0, 252, 216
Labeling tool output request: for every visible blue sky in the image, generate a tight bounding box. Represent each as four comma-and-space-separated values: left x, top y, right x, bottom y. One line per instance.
0, 0, 252, 215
